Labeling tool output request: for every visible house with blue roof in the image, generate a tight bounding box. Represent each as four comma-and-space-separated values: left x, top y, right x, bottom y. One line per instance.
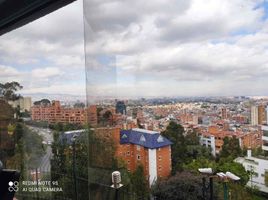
117, 128, 172, 186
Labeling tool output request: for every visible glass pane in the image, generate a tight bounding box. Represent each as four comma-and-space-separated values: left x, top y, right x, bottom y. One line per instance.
0, 1, 86, 199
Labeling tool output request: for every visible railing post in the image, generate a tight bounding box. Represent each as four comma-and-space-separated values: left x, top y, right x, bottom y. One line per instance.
209, 177, 213, 200
202, 177, 206, 200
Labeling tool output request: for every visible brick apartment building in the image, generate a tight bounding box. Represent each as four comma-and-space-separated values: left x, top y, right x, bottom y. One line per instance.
62, 127, 172, 186
118, 128, 172, 186
199, 125, 262, 155
31, 100, 97, 126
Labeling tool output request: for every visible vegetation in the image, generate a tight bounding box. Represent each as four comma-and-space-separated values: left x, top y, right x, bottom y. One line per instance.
6, 123, 45, 178
130, 165, 149, 199
156, 121, 254, 200
219, 136, 242, 159
25, 120, 84, 131
162, 121, 186, 172
73, 102, 85, 108
152, 171, 205, 200
162, 121, 212, 173
33, 99, 51, 106
0, 81, 23, 101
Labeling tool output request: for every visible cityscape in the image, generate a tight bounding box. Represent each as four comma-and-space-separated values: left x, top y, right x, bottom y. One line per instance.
1, 87, 268, 199
2, 0, 268, 200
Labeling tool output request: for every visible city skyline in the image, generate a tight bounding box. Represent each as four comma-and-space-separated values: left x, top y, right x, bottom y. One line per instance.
2, 0, 268, 98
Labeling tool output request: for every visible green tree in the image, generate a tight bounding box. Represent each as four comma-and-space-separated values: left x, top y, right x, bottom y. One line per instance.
184, 157, 217, 172
33, 99, 51, 106
219, 136, 242, 159
0, 81, 23, 101
152, 171, 205, 200
103, 110, 113, 125
73, 102, 85, 108
217, 161, 249, 185
162, 121, 186, 172
130, 165, 149, 198
185, 131, 199, 145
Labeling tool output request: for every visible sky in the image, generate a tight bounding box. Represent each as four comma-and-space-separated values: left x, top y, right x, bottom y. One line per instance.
2, 0, 268, 99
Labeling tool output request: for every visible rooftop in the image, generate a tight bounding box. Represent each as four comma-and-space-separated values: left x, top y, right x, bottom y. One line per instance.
120, 129, 172, 149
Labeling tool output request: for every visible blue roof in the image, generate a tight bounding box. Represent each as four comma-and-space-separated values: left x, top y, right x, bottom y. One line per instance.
120, 128, 172, 149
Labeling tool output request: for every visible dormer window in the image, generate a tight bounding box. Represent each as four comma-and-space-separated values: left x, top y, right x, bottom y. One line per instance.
122, 134, 128, 139
157, 135, 164, 142
140, 135, 146, 142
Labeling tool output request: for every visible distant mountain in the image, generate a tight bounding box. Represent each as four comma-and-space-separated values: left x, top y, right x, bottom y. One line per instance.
21, 93, 86, 102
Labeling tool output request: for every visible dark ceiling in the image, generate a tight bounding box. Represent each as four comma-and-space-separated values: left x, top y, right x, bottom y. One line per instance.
0, 0, 76, 36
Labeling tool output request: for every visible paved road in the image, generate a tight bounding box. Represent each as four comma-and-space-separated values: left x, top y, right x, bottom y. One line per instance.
27, 126, 53, 173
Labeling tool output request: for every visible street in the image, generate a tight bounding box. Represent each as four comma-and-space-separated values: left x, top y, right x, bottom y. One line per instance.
27, 126, 53, 173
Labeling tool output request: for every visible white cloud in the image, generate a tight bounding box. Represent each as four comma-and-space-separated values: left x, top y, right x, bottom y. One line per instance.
31, 67, 61, 78
0, 65, 20, 77
1, 0, 268, 97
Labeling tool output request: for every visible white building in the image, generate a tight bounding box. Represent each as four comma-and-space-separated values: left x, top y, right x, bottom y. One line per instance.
199, 134, 216, 156
8, 97, 32, 112
262, 126, 268, 152
235, 150, 268, 193
251, 105, 258, 126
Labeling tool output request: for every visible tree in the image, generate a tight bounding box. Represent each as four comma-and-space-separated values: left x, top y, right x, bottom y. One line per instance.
73, 102, 85, 108
217, 161, 249, 186
152, 171, 205, 200
33, 99, 51, 106
102, 110, 113, 126
162, 121, 186, 172
185, 130, 199, 145
0, 81, 23, 101
186, 145, 212, 161
184, 157, 217, 172
219, 136, 242, 159
130, 165, 149, 198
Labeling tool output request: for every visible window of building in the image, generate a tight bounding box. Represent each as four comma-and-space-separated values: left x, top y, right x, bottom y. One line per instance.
127, 151, 130, 156
137, 145, 141, 151
157, 135, 164, 142
263, 130, 268, 137
265, 172, 268, 186
140, 135, 146, 142
137, 155, 141, 160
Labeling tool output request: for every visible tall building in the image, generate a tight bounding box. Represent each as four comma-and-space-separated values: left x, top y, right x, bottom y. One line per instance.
262, 125, 268, 152
251, 105, 258, 126
266, 106, 268, 125
258, 105, 266, 125
115, 101, 126, 115
199, 133, 216, 156
87, 105, 98, 127
73, 127, 172, 186
8, 97, 32, 112
118, 128, 172, 186
221, 108, 227, 119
